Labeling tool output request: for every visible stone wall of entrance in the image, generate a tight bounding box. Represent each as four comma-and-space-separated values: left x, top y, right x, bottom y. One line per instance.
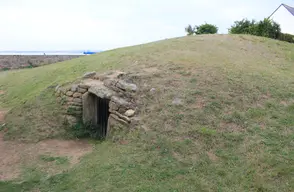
55, 71, 138, 137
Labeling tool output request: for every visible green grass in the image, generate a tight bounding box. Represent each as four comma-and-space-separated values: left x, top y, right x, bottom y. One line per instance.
1, 34, 294, 191
39, 155, 69, 165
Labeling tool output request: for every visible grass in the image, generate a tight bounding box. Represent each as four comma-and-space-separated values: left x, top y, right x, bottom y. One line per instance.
39, 155, 69, 165
1, 34, 294, 191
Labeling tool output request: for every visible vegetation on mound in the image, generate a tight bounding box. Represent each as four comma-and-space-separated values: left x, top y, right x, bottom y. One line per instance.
1, 35, 294, 191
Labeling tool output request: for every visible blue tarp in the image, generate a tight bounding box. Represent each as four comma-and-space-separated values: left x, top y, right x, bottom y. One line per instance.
83, 51, 97, 55
283, 4, 294, 16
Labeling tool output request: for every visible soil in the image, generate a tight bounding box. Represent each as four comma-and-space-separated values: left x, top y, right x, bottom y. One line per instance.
0, 131, 92, 180
0, 111, 6, 122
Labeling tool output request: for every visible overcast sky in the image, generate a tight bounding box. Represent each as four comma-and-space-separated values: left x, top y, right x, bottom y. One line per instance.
0, 0, 293, 51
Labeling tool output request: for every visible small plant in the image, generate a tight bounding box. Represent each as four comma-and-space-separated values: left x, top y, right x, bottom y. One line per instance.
185, 24, 194, 36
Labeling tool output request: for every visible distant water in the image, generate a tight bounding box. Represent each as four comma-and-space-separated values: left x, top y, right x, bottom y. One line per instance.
0, 50, 100, 55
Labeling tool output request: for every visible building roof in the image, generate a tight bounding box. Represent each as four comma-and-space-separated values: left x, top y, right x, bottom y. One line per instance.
282, 4, 294, 16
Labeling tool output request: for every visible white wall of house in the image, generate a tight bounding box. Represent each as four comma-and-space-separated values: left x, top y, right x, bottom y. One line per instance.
270, 6, 294, 34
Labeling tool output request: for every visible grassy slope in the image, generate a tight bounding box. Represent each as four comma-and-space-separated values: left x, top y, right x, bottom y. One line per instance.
1, 34, 294, 191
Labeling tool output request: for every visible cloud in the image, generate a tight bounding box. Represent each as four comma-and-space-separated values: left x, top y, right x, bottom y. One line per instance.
0, 0, 293, 51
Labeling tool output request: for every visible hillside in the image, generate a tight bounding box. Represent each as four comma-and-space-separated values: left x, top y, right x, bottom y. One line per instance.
0, 55, 81, 70
1, 34, 294, 191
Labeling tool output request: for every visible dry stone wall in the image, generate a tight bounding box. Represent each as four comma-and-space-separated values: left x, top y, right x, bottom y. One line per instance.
55, 71, 139, 137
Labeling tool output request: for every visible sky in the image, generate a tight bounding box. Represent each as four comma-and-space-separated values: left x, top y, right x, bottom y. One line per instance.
0, 0, 293, 51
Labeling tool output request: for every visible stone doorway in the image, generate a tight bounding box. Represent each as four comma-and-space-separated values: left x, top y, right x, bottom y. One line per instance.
83, 93, 110, 138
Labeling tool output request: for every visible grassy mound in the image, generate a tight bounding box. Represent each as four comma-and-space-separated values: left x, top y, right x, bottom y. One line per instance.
1, 35, 294, 191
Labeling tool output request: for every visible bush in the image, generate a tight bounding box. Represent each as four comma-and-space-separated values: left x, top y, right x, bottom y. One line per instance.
229, 19, 257, 35
278, 33, 294, 43
195, 23, 218, 35
185, 23, 218, 36
228, 18, 294, 43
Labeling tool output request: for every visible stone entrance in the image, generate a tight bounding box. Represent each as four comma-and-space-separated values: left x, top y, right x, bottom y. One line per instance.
82, 92, 110, 137
55, 71, 138, 138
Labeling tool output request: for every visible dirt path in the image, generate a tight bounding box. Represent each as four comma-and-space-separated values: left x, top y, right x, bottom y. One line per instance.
0, 131, 92, 180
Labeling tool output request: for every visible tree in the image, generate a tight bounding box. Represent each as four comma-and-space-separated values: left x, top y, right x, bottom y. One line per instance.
194, 23, 218, 35
185, 25, 194, 36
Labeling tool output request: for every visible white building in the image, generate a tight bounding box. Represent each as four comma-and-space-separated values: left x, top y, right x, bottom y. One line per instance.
269, 4, 294, 34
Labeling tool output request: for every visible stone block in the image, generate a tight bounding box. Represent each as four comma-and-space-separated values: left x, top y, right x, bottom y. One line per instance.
66, 91, 74, 96
79, 84, 90, 89
73, 98, 82, 103
83, 71, 96, 79
66, 96, 74, 102
125, 109, 135, 117
88, 85, 115, 99
118, 106, 127, 114
56, 97, 62, 102
73, 92, 82, 98
111, 111, 131, 123
111, 96, 132, 108
109, 101, 119, 111
116, 80, 137, 92
68, 102, 82, 106
71, 84, 78, 92
77, 87, 87, 93
82, 92, 97, 124
65, 115, 78, 125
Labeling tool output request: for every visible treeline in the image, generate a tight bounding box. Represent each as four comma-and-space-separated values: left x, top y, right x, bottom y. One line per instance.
185, 18, 294, 43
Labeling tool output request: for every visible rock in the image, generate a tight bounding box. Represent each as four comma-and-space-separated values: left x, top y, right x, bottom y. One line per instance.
73, 98, 82, 103
111, 111, 131, 123
150, 88, 156, 93
88, 85, 115, 99
55, 85, 60, 92
103, 79, 117, 88
125, 109, 135, 117
65, 86, 71, 91
68, 102, 82, 106
79, 84, 90, 89
66, 91, 74, 96
111, 96, 132, 108
55, 92, 60, 97
118, 106, 127, 114
109, 101, 119, 111
116, 80, 137, 92
77, 87, 87, 93
59, 88, 66, 94
65, 96, 74, 102
56, 97, 62, 102
172, 98, 183, 105
109, 114, 129, 125
73, 92, 82, 98
67, 106, 82, 111
82, 71, 96, 79
71, 85, 78, 92
65, 115, 77, 125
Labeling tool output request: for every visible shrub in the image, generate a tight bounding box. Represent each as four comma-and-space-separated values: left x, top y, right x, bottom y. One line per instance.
278, 33, 294, 43
195, 23, 218, 35
185, 23, 218, 35
228, 19, 257, 35
185, 24, 194, 36
255, 18, 281, 39
228, 18, 291, 43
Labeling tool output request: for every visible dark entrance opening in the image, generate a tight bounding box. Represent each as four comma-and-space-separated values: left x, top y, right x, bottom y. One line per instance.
96, 97, 110, 138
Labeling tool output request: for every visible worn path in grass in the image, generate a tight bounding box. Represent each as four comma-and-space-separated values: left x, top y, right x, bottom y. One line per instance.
0, 131, 92, 180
